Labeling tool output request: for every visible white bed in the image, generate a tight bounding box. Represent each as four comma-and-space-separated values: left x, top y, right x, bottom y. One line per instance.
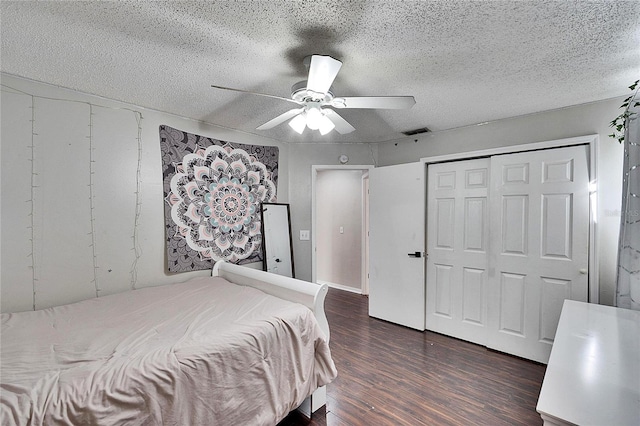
0, 261, 337, 425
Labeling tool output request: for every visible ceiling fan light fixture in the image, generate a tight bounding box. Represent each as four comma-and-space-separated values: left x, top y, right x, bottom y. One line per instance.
289, 113, 306, 134
318, 114, 335, 135
305, 107, 323, 130
213, 55, 415, 136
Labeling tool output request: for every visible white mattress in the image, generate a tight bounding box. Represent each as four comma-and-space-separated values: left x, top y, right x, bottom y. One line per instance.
0, 276, 337, 425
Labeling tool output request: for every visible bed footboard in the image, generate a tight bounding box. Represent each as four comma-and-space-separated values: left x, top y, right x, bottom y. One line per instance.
211, 261, 330, 342
211, 261, 330, 415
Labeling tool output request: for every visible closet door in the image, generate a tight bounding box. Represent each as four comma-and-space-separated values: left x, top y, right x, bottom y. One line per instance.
426, 158, 490, 346
486, 145, 589, 363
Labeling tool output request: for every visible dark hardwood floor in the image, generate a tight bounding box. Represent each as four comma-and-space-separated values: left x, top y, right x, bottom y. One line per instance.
279, 288, 546, 426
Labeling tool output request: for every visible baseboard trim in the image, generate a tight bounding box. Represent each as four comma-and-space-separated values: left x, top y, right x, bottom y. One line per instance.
317, 280, 362, 294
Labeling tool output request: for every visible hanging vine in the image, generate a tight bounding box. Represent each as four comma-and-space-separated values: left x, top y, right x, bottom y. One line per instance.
609, 80, 640, 144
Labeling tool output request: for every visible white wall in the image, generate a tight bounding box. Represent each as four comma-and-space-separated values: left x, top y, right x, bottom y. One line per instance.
376, 98, 625, 305
0, 74, 289, 313
287, 144, 377, 282
2, 73, 623, 310
316, 170, 363, 290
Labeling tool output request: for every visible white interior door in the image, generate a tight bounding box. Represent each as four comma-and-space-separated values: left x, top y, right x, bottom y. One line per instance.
369, 162, 425, 330
426, 158, 490, 346
487, 145, 589, 363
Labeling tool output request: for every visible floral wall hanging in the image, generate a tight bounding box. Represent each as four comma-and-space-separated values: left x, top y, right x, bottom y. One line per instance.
159, 125, 278, 272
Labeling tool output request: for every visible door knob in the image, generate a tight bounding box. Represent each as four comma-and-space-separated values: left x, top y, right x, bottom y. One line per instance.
579, 268, 588, 275
407, 252, 422, 258
275, 258, 281, 263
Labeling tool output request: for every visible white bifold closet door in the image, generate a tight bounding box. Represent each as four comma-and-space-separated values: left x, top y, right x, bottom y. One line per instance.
426, 145, 589, 363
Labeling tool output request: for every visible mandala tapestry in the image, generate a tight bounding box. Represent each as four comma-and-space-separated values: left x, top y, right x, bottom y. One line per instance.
160, 125, 278, 272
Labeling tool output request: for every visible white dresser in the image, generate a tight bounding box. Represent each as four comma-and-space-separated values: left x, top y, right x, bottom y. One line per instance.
536, 300, 640, 425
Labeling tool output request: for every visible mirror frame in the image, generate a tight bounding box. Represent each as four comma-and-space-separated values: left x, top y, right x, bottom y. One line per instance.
260, 202, 295, 278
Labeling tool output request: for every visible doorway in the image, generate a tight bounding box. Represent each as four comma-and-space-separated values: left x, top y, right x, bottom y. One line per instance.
312, 165, 372, 293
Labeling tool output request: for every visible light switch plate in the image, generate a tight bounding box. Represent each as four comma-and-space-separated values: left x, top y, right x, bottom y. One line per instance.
300, 230, 310, 241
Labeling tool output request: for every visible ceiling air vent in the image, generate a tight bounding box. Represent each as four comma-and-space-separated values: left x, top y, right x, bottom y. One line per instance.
401, 127, 431, 136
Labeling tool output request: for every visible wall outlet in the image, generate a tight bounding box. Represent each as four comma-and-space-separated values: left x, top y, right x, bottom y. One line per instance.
339, 226, 344, 234
300, 230, 310, 241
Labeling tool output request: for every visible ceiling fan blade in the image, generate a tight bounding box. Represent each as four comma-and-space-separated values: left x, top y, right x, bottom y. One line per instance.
256, 108, 304, 130
306, 55, 342, 95
211, 85, 302, 105
324, 109, 355, 134
332, 96, 416, 109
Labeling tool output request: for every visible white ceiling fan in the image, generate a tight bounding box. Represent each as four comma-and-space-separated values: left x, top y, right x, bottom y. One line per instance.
212, 55, 416, 135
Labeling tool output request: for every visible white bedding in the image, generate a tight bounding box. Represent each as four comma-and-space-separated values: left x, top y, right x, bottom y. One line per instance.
0, 276, 337, 425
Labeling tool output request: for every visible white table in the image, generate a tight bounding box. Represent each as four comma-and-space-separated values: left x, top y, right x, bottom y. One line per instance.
536, 300, 640, 425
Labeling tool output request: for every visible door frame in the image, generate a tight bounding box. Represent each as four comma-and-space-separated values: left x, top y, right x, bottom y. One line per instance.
311, 165, 374, 289
362, 172, 370, 295
421, 134, 599, 303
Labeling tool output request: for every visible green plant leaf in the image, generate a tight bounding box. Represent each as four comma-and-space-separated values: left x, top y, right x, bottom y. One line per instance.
609, 79, 640, 144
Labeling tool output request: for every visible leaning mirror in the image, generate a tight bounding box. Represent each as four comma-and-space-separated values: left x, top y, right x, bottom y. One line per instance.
261, 203, 295, 278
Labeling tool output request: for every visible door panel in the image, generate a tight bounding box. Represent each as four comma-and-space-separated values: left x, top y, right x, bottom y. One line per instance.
462, 267, 484, 324
487, 145, 589, 363
540, 277, 571, 343
426, 158, 490, 346
502, 195, 528, 254
434, 263, 453, 317
464, 198, 486, 250
541, 194, 572, 258
435, 198, 455, 248
498, 272, 526, 336
369, 162, 425, 330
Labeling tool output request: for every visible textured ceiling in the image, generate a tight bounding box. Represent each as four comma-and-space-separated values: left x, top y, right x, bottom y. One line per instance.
1, 1, 639, 144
